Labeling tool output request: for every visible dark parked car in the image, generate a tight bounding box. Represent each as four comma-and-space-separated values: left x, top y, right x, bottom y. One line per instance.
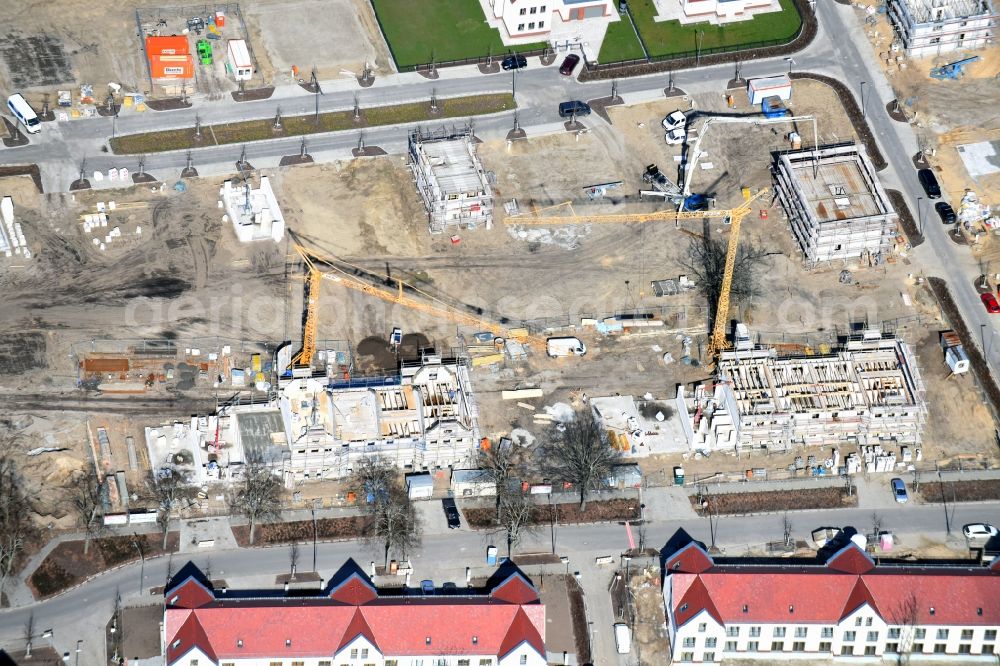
935, 201, 956, 224
501, 54, 527, 71
918, 168, 941, 199
558, 100, 591, 118
559, 53, 580, 76
442, 497, 461, 529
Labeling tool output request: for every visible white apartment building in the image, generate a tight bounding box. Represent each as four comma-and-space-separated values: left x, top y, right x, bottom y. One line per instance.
145, 355, 480, 485
664, 536, 1000, 664
482, 0, 618, 58
164, 559, 547, 666
681, 0, 779, 22
888, 0, 997, 57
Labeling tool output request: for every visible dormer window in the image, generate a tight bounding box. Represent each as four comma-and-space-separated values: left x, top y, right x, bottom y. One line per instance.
679, 603, 688, 612
237, 639, 243, 648
170, 595, 179, 604
743, 604, 749, 613
672, 561, 680, 570
426, 637, 432, 645
472, 636, 479, 645
789, 605, 794, 614
929, 607, 936, 616
171, 639, 181, 649
285, 639, 292, 647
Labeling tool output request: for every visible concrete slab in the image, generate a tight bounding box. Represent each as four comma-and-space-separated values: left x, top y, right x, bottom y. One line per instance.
957, 140, 1000, 178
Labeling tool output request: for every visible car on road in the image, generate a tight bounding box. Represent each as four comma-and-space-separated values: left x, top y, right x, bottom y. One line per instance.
983, 292, 1000, 314
963, 523, 998, 540
890, 477, 908, 503
664, 127, 686, 145
558, 100, 590, 118
661, 110, 686, 131
917, 168, 941, 199
559, 53, 580, 76
420, 579, 435, 594
501, 54, 527, 71
442, 497, 461, 529
935, 201, 956, 224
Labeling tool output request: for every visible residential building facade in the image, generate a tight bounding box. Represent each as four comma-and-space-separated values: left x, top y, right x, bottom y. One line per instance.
888, 0, 997, 57
481, 0, 618, 58
663, 534, 1000, 664
682, 0, 777, 22
164, 560, 546, 666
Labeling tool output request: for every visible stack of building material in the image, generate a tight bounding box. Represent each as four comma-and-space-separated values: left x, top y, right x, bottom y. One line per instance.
0, 196, 29, 259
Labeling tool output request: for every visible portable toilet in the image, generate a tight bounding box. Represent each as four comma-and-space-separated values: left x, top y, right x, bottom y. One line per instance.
486, 545, 498, 566
673, 466, 685, 486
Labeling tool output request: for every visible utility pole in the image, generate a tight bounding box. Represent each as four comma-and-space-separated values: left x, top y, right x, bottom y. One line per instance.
311, 508, 318, 572
311, 67, 321, 124
860, 81, 867, 118
917, 196, 923, 235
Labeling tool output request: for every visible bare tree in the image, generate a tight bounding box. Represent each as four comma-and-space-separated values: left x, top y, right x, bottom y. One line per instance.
536, 409, 621, 511
683, 236, 770, 322
496, 490, 536, 558
351, 456, 397, 509
232, 462, 283, 545
890, 590, 921, 665
476, 437, 525, 520
0, 442, 35, 598
289, 542, 300, 577
369, 488, 420, 569
870, 512, 884, 542
149, 470, 195, 549
69, 463, 106, 556
781, 512, 793, 547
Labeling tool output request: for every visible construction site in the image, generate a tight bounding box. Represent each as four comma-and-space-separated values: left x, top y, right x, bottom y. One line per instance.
0, 65, 997, 541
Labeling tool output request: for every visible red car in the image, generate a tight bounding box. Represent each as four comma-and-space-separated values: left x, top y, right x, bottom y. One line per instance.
982, 292, 1000, 313
559, 53, 580, 76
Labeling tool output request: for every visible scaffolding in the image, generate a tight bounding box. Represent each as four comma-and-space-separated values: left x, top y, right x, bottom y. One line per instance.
887, 0, 998, 57
774, 143, 898, 265
408, 128, 494, 234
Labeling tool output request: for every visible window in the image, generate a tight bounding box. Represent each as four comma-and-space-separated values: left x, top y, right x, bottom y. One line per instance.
937, 629, 949, 640
527, 22, 534, 29
480, 661, 493, 666
679, 603, 688, 613
792, 641, 805, 652
855, 617, 863, 626
844, 631, 856, 642
291, 662, 304, 666
680, 653, 694, 662
724, 641, 737, 651
819, 642, 831, 652
705, 637, 717, 648
866, 617, 873, 627
888, 628, 901, 639
747, 641, 759, 651
840, 645, 853, 655
351, 650, 358, 659
915, 629, 926, 639
750, 627, 761, 638
795, 627, 807, 638
683, 637, 696, 648
886, 643, 899, 653
383, 662, 395, 666
934, 644, 947, 654
961, 629, 974, 640
821, 627, 834, 638
985, 644, 995, 654
773, 627, 786, 638
726, 627, 740, 637
538, 20, 544, 27
519, 7, 526, 14
867, 631, 879, 642
698, 623, 707, 633
959, 644, 972, 654
704, 652, 715, 662
988, 630, 999, 641
771, 642, 784, 651
517, 23, 524, 30
529, 6, 536, 13
519, 657, 527, 666
864, 646, 876, 656
190, 661, 198, 666
458, 661, 470, 666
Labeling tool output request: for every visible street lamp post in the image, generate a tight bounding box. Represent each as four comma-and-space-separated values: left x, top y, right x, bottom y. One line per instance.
917, 197, 923, 235
132, 534, 145, 596
696, 31, 705, 65
860, 81, 867, 118
311, 508, 318, 572
785, 57, 795, 75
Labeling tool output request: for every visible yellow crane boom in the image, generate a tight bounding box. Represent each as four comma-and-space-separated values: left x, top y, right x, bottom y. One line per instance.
293, 244, 547, 348
290, 266, 322, 368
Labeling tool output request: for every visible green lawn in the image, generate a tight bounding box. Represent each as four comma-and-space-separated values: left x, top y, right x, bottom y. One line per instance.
628, 0, 802, 59
597, 15, 647, 63
371, 0, 547, 69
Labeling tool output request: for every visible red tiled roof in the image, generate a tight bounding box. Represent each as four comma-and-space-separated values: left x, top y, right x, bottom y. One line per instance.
667, 542, 1000, 628
163, 564, 545, 664
665, 542, 714, 575
166, 577, 215, 609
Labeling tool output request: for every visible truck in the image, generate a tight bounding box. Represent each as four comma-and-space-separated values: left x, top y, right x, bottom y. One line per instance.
546, 337, 587, 358
761, 95, 790, 119
226, 39, 253, 81
939, 330, 970, 374
614, 623, 632, 654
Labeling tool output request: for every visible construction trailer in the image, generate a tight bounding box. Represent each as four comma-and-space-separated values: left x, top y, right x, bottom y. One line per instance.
773, 143, 898, 265
887, 0, 998, 57
408, 128, 494, 234
677, 329, 927, 454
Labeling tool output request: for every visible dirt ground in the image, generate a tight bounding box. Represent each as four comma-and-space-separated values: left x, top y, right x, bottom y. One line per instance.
626, 565, 671, 665
0, 0, 391, 105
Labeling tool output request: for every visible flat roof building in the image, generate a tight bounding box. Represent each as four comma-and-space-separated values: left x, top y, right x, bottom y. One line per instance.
409, 128, 494, 234
888, 0, 997, 57
774, 143, 898, 265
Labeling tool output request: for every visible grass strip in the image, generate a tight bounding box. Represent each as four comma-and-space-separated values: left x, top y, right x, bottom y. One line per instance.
111, 93, 515, 155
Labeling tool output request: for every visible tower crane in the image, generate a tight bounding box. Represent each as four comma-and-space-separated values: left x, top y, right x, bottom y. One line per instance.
292, 244, 548, 350
503, 187, 770, 359
289, 265, 321, 369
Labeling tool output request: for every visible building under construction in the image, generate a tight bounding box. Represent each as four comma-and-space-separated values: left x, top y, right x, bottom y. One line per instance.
677, 329, 926, 453
774, 143, 898, 264
408, 128, 493, 234
888, 0, 997, 57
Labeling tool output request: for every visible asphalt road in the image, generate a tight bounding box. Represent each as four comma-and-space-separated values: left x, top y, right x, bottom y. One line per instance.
1, 500, 997, 663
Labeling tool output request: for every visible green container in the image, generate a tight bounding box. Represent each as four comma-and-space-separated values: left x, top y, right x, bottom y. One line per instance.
197, 40, 213, 65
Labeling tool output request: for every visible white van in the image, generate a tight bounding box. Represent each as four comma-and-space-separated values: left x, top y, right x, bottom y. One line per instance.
546, 337, 586, 358
7, 94, 40, 134
614, 622, 632, 654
